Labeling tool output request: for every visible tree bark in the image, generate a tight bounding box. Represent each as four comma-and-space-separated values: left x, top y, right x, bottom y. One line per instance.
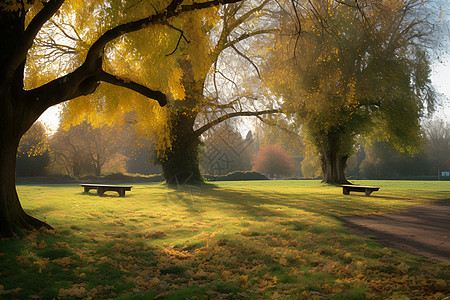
157, 59, 204, 185
0, 109, 52, 237
315, 127, 351, 185
159, 112, 203, 185
320, 150, 350, 184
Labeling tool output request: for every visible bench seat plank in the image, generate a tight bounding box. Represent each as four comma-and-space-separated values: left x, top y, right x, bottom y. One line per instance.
81, 184, 132, 197
341, 184, 380, 196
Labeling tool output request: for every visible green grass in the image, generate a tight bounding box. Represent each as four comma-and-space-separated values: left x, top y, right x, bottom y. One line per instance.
0, 180, 449, 299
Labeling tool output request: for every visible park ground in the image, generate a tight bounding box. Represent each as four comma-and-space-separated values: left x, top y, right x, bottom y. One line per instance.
0, 180, 449, 299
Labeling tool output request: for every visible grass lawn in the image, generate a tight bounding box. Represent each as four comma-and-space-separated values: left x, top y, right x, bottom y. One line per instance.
1, 180, 449, 299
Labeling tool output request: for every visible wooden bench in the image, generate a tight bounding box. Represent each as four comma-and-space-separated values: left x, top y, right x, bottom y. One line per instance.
81, 184, 132, 197
341, 184, 380, 196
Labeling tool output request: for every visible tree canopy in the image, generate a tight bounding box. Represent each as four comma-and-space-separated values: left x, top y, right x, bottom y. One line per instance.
265, 0, 442, 183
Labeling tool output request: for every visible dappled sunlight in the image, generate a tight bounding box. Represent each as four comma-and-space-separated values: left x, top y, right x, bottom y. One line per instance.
2, 181, 447, 298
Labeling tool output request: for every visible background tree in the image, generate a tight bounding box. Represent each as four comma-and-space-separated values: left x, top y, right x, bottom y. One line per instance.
265, 0, 442, 184
359, 141, 431, 179
253, 144, 294, 178
0, 0, 242, 237
423, 118, 450, 179
16, 121, 50, 177
124, 139, 162, 175
200, 122, 254, 175
50, 119, 129, 176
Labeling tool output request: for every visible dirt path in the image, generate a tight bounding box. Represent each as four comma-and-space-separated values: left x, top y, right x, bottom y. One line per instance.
341, 201, 450, 263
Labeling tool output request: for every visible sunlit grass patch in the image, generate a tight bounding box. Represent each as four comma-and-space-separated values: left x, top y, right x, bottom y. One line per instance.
0, 180, 448, 299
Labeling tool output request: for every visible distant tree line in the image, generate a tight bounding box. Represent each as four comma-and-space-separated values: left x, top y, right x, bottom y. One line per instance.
17, 118, 450, 180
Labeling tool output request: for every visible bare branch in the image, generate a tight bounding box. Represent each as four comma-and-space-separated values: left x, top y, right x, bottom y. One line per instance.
224, 29, 276, 49
225, 0, 271, 35
195, 109, 281, 136
230, 43, 261, 78
49, 20, 83, 43
165, 23, 190, 56
205, 97, 242, 110
7, 0, 65, 76
215, 69, 239, 89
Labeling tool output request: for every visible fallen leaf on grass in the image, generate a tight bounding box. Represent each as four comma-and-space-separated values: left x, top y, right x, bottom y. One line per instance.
193, 269, 208, 279
32, 240, 47, 249
15, 256, 31, 264
0, 285, 23, 295
52, 257, 76, 267
145, 230, 166, 239
58, 285, 88, 298
34, 259, 48, 267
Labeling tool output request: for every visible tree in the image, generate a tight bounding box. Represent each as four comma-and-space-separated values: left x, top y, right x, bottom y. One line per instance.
16, 121, 50, 177
423, 118, 450, 179
200, 122, 254, 175
62, 0, 280, 185
359, 141, 431, 179
50, 120, 129, 176
253, 145, 294, 178
0, 0, 243, 237
266, 0, 441, 184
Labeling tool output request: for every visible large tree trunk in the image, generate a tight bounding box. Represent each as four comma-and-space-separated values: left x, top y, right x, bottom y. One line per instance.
320, 150, 349, 184
158, 109, 203, 185
0, 112, 52, 237
158, 59, 204, 185
316, 128, 351, 185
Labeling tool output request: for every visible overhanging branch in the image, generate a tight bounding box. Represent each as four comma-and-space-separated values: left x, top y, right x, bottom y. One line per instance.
195, 109, 282, 136
24, 0, 243, 115
97, 71, 167, 106
84, 0, 243, 70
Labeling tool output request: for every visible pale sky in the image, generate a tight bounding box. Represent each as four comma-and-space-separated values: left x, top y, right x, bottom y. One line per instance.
430, 54, 450, 121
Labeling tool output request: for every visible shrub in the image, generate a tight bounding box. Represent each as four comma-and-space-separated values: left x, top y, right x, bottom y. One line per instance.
253, 145, 295, 178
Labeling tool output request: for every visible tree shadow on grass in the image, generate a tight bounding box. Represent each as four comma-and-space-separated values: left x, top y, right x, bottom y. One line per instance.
80, 191, 129, 198
198, 186, 295, 220
194, 184, 450, 222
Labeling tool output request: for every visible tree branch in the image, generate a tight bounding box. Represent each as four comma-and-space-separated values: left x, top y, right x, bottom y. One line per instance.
84, 0, 243, 70
24, 0, 242, 117
97, 71, 167, 106
195, 109, 281, 136
223, 29, 277, 49
225, 0, 271, 35
230, 43, 261, 77
9, 0, 65, 74
165, 23, 190, 56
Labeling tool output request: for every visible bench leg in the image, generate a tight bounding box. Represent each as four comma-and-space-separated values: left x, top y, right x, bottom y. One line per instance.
365, 189, 372, 196
84, 187, 90, 193
97, 187, 106, 196
118, 189, 125, 197
343, 187, 350, 195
